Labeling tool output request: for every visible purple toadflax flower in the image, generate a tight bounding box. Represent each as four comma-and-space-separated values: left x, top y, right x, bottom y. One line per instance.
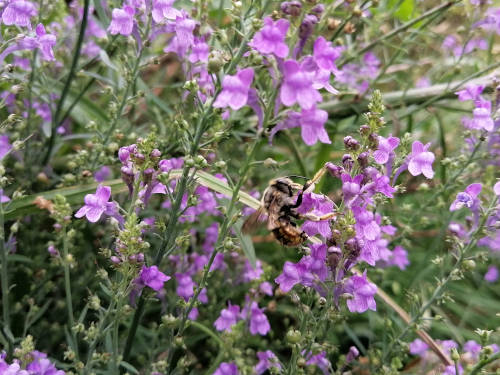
25, 351, 64, 375
462, 100, 495, 131
275, 261, 301, 292
407, 141, 435, 179
152, 0, 181, 23
74, 185, 119, 223
485, 265, 499, 282
249, 16, 289, 58
0, 135, 11, 159
108, 5, 135, 36
255, 351, 281, 375
409, 338, 429, 356
387, 246, 409, 270
213, 362, 239, 375
214, 303, 241, 332
213, 68, 254, 110
248, 301, 270, 335
300, 106, 330, 146
305, 351, 331, 375
280, 60, 322, 110
176, 272, 195, 300
2, 0, 37, 28
456, 85, 484, 101
135, 265, 170, 291
464, 340, 482, 359
313, 36, 344, 72
373, 135, 399, 165
450, 183, 482, 211
35, 24, 56, 61
0, 190, 9, 204
343, 271, 377, 313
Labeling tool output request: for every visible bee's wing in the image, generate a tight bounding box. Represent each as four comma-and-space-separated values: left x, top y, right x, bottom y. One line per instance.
242, 207, 268, 234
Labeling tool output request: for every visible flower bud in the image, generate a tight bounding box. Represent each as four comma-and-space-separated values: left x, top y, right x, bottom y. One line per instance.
342, 154, 354, 171
344, 136, 360, 151
281, 1, 301, 16
325, 162, 343, 178
286, 329, 301, 344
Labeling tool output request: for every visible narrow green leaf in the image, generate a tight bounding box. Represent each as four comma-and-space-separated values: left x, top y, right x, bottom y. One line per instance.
234, 219, 256, 268
120, 361, 139, 374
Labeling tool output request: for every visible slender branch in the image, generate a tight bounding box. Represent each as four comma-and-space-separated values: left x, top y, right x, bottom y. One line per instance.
62, 225, 79, 358
469, 351, 500, 375
0, 198, 12, 356
42, 0, 90, 165
339, 1, 462, 67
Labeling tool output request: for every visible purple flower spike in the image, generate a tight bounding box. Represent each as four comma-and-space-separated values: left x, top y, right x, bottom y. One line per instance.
373, 135, 399, 165
137, 265, 170, 291
213, 362, 239, 375
280, 60, 322, 110
214, 303, 241, 332
2, 0, 37, 28
175, 272, 195, 300
407, 141, 435, 179
344, 271, 377, 313
108, 6, 135, 36
75, 185, 118, 223
455, 84, 484, 101
300, 106, 330, 146
275, 261, 301, 292
409, 338, 429, 356
450, 183, 482, 211
255, 351, 281, 375
485, 265, 499, 282
249, 17, 289, 58
313, 36, 343, 72
213, 68, 254, 110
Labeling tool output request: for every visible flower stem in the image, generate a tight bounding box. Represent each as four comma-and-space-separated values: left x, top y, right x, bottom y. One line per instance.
62, 225, 79, 358
42, 0, 90, 165
0, 198, 12, 356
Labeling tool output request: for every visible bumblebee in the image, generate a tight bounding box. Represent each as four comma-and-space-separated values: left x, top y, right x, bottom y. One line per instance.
242, 168, 336, 247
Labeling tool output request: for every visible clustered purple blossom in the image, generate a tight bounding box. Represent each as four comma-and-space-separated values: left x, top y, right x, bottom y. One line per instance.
0, 350, 64, 375
214, 298, 270, 336
409, 338, 499, 375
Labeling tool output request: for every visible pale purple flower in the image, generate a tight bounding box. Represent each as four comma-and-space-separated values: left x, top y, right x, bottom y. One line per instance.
255, 351, 281, 375
407, 141, 435, 179
74, 185, 118, 223
344, 271, 377, 313
242, 259, 263, 282
94, 166, 111, 182
353, 206, 380, 241
35, 24, 56, 61
0, 190, 9, 204
2, 0, 37, 28
313, 36, 343, 72
164, 12, 197, 58
275, 261, 301, 292
280, 60, 322, 110
176, 272, 195, 300
136, 265, 170, 291
305, 351, 331, 375
463, 100, 494, 131
213, 68, 254, 110
214, 303, 241, 332
464, 340, 482, 359
300, 106, 330, 146
373, 135, 399, 165
248, 302, 270, 335
213, 362, 239, 375
346, 346, 359, 363
440, 340, 458, 355
456, 85, 484, 101
108, 6, 135, 36
152, 0, 181, 23
494, 181, 500, 196
259, 281, 273, 296
0, 135, 11, 159
450, 183, 482, 211
485, 265, 499, 282
409, 338, 429, 356
474, 7, 500, 34
388, 246, 409, 270
443, 364, 463, 375
189, 36, 209, 63
25, 351, 64, 375
299, 194, 334, 238
249, 17, 289, 58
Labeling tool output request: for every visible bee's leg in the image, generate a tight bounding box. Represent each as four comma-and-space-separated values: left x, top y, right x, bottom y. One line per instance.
303, 165, 329, 193
301, 212, 337, 222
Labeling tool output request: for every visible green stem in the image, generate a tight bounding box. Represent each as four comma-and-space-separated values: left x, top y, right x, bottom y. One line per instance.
339, 1, 461, 67
42, 0, 90, 165
0, 198, 12, 355
468, 351, 500, 375
62, 226, 79, 358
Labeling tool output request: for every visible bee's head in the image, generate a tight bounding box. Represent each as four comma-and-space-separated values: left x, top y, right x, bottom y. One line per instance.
270, 177, 295, 196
